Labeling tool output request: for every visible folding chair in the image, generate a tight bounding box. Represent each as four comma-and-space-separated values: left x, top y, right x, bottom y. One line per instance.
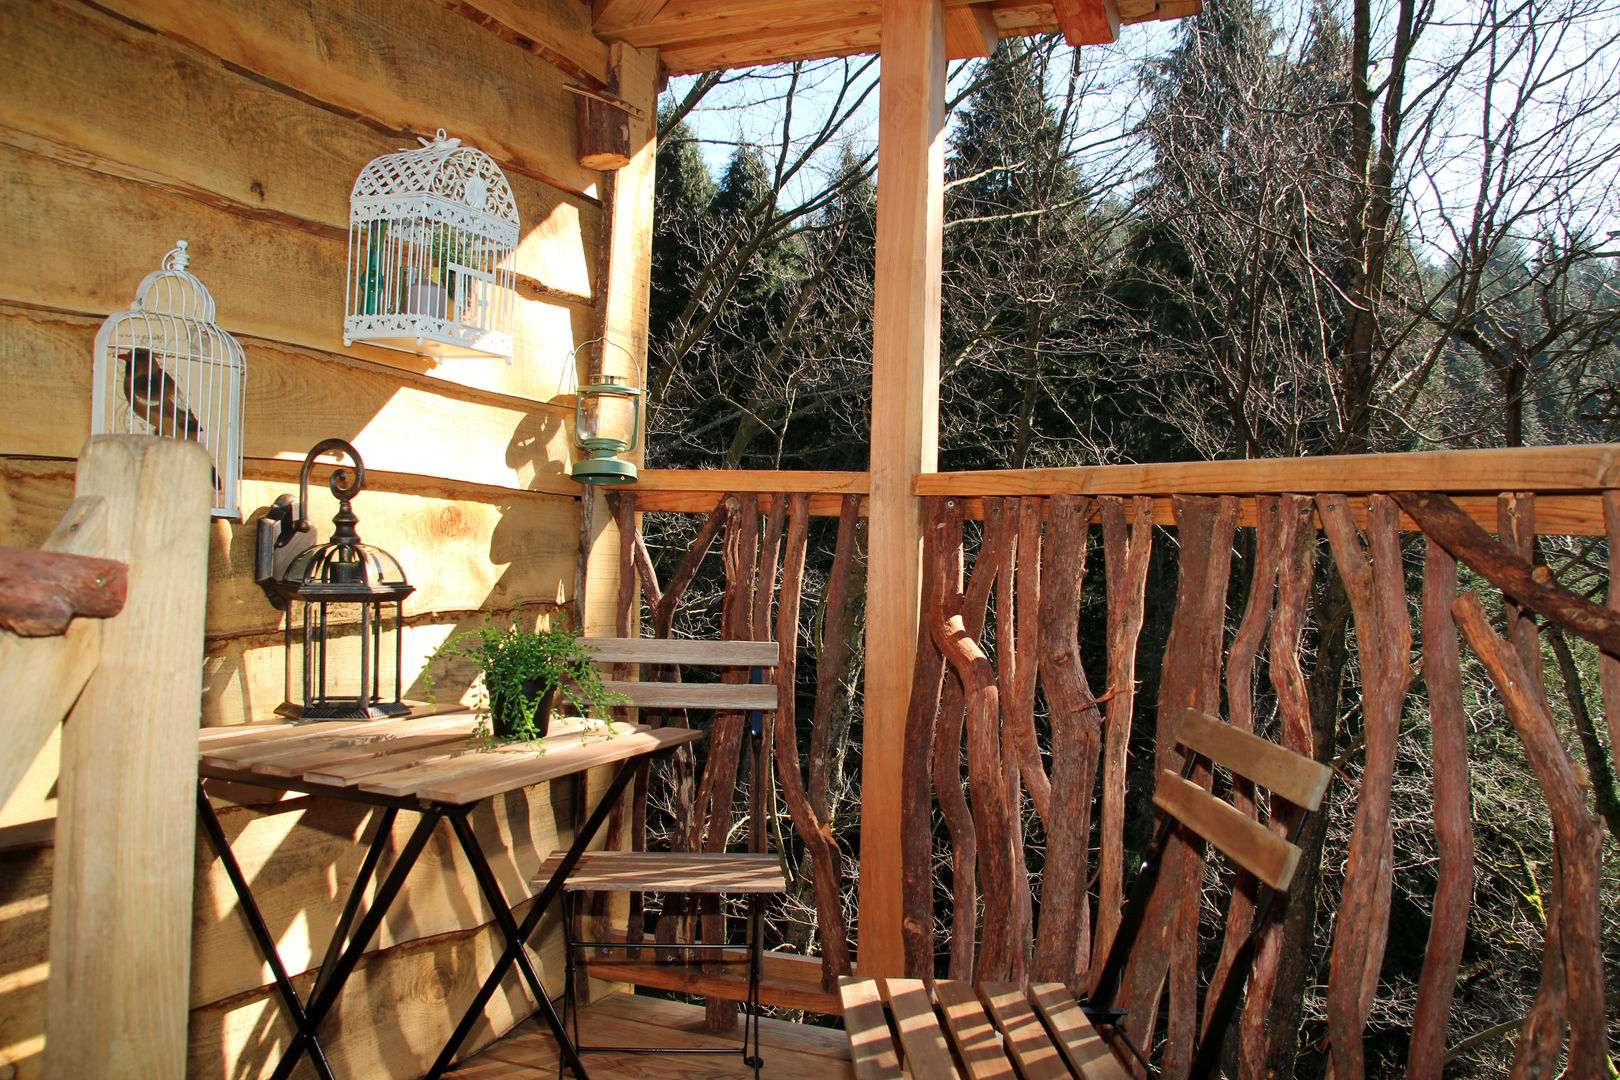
1086, 707, 1332, 1077
530, 638, 786, 1078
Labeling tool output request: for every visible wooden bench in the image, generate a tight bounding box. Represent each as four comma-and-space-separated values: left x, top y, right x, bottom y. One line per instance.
839, 977, 1130, 1080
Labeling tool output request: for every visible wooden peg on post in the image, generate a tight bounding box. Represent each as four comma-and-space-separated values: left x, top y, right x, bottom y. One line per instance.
44, 435, 211, 1080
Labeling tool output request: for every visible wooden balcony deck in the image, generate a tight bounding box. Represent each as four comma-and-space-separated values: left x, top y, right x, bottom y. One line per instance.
444, 992, 854, 1080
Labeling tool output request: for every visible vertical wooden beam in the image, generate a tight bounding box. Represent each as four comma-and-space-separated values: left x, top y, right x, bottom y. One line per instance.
859, 0, 947, 979
581, 41, 660, 637
44, 436, 211, 1080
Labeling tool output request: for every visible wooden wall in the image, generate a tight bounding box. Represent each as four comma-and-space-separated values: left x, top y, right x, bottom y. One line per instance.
0, 0, 659, 1075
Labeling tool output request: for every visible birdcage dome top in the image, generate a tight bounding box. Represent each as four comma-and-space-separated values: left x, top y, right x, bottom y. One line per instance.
127, 240, 220, 322
351, 130, 519, 239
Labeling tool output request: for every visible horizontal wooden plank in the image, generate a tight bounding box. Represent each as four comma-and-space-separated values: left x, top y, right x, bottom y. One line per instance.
919, 447, 1620, 498
1166, 708, 1332, 811
1025, 982, 1130, 1080
948, 492, 1606, 536
598, 679, 779, 711
0, 146, 588, 402
446, 0, 612, 88
1153, 770, 1301, 891
576, 960, 840, 1016
839, 977, 903, 1080
630, 491, 863, 517
0, 0, 597, 300
92, 0, 600, 196
634, 471, 870, 495
538, 851, 785, 892
0, 308, 579, 495
582, 637, 781, 667
471, 991, 854, 1078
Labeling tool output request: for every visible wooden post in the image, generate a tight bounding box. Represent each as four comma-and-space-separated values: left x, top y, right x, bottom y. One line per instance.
858, 0, 947, 979
580, 41, 659, 639
44, 436, 212, 1080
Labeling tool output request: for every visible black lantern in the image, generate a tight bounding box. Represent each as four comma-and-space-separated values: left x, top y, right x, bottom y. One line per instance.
255, 439, 415, 719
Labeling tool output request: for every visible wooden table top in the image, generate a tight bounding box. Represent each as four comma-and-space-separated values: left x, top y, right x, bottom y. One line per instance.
198, 713, 702, 806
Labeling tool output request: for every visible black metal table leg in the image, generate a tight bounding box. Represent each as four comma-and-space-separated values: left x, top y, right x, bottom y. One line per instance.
426, 752, 649, 1080
196, 783, 339, 1080
270, 809, 442, 1080
310, 806, 397, 1005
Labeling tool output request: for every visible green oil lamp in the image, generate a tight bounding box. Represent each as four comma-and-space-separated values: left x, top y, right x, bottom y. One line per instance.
570, 340, 644, 485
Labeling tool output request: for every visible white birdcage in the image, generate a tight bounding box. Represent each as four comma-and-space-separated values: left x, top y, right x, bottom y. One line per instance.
92, 240, 246, 519
344, 129, 520, 362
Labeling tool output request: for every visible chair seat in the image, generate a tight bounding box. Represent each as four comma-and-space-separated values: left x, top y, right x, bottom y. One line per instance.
534, 851, 787, 894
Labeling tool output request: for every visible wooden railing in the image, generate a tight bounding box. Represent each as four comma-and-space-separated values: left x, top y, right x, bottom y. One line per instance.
607, 446, 1616, 1075
0, 436, 212, 1080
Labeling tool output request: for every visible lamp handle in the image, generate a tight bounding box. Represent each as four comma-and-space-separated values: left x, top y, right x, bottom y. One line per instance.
295, 438, 365, 533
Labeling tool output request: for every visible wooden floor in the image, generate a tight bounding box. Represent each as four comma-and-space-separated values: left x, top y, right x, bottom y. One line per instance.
443, 992, 855, 1080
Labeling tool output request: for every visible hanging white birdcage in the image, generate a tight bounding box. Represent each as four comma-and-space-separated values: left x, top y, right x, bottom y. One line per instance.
92, 240, 246, 519
344, 129, 520, 362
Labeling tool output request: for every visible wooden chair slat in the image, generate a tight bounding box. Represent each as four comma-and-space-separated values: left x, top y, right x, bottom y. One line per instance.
1026, 983, 1131, 1080
839, 977, 904, 1080
1153, 770, 1302, 891
598, 679, 778, 711
935, 980, 1017, 1080
978, 982, 1072, 1080
582, 637, 781, 667
1166, 708, 1332, 810
535, 852, 785, 894
882, 979, 963, 1079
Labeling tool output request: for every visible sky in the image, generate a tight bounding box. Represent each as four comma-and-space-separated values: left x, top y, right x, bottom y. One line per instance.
661, 0, 1620, 262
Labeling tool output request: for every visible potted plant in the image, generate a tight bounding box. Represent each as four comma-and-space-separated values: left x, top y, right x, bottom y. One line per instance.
429, 614, 620, 742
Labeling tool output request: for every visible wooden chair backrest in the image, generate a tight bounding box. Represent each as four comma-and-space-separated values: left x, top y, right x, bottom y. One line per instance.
1155, 708, 1332, 892
579, 637, 780, 713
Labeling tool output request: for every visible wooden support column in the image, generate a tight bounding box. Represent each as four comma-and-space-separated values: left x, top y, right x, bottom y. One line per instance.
580, 41, 660, 637
859, 0, 947, 978
44, 436, 212, 1080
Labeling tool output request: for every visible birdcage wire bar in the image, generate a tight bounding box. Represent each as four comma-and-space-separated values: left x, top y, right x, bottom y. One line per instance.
91, 240, 245, 519
344, 130, 519, 362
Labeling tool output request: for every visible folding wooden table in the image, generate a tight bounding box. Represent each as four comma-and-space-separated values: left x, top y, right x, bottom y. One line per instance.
195, 712, 702, 1080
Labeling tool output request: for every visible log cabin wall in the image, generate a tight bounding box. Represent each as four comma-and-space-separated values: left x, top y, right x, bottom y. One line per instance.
0, 1, 658, 1076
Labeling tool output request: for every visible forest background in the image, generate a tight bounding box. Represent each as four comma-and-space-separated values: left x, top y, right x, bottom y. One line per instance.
630, 0, 1620, 1074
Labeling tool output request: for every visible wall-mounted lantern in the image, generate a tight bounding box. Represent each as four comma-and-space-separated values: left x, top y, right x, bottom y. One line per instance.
255, 439, 415, 720
570, 339, 643, 486
343, 130, 519, 362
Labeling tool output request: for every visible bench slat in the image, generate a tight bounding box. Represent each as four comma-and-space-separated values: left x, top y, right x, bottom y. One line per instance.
599, 679, 778, 711
935, 980, 1016, 1079
1026, 983, 1130, 1080
978, 982, 1072, 1080
883, 979, 962, 1079
1154, 770, 1302, 891
582, 637, 781, 666
536, 852, 785, 894
1166, 707, 1331, 810
840, 977, 903, 1080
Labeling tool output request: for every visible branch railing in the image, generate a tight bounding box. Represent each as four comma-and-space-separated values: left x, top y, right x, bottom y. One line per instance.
605, 446, 1617, 1076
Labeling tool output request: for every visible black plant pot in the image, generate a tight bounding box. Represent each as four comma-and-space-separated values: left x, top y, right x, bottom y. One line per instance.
490, 679, 555, 740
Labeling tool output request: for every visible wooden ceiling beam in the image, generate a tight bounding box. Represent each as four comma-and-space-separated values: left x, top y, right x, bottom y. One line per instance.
945, 4, 1001, 57
592, 0, 673, 36
1052, 0, 1120, 44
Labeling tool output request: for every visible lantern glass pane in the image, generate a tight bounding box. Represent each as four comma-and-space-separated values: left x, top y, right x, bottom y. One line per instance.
581, 392, 637, 448
285, 599, 404, 717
